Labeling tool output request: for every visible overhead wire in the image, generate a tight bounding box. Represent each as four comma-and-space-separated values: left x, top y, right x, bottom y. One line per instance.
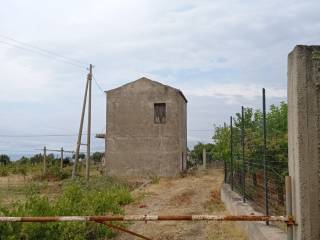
0, 34, 86, 65
92, 76, 105, 93
0, 36, 86, 69
0, 133, 101, 138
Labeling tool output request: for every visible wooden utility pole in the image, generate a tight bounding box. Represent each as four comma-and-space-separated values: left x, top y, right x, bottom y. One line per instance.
86, 64, 92, 182
43, 146, 47, 175
60, 147, 64, 170
72, 64, 93, 181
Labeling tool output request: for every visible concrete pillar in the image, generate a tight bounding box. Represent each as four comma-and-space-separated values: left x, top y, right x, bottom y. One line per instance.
202, 147, 206, 169
288, 45, 320, 240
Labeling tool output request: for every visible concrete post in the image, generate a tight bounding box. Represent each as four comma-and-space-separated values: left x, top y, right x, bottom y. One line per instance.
202, 147, 206, 169
288, 45, 320, 240
60, 147, 64, 170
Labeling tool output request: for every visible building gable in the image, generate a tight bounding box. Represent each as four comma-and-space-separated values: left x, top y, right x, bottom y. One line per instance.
106, 77, 187, 103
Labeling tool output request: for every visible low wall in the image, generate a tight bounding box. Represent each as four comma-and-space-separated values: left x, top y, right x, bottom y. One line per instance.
221, 184, 286, 240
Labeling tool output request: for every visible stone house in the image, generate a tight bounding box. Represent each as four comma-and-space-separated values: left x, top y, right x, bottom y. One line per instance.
105, 77, 187, 176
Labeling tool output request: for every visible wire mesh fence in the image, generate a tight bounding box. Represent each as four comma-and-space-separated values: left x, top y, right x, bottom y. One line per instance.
224, 89, 288, 217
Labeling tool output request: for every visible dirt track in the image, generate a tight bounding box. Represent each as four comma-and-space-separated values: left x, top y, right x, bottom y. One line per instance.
114, 169, 247, 240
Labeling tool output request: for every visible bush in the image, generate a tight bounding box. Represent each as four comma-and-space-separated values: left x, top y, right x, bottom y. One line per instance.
11, 165, 27, 176
0, 167, 9, 176
0, 179, 132, 240
47, 166, 70, 181
32, 165, 71, 181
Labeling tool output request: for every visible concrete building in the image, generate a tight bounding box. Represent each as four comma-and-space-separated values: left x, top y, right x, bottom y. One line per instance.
105, 77, 187, 177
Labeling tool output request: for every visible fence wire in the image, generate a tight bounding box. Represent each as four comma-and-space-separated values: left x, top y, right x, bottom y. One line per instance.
225, 90, 288, 217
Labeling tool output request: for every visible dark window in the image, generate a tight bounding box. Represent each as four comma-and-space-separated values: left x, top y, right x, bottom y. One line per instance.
154, 103, 166, 124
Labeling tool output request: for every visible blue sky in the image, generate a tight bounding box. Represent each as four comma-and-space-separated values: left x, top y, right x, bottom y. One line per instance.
0, 0, 319, 159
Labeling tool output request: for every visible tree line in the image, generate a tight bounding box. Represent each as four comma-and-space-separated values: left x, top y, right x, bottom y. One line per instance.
189, 101, 288, 173
0, 152, 104, 166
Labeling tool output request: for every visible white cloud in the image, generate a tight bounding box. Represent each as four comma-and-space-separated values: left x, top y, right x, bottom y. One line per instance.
0, 0, 319, 156
183, 83, 286, 102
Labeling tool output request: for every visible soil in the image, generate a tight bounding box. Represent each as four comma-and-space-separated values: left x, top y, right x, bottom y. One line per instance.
113, 169, 247, 240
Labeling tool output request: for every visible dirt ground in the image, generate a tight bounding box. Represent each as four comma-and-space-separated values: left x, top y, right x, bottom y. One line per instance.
113, 169, 247, 240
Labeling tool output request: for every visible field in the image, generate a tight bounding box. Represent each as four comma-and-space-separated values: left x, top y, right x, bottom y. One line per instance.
0, 165, 247, 239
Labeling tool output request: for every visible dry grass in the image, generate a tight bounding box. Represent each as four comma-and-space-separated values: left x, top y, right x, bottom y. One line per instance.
114, 168, 248, 240
208, 222, 248, 240
169, 189, 195, 206
203, 188, 225, 213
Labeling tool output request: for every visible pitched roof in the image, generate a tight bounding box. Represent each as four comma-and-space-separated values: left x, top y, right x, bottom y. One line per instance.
105, 77, 187, 103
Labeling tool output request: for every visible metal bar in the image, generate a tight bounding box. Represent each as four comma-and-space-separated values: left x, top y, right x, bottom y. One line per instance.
96, 221, 152, 240
241, 106, 246, 203
224, 122, 227, 183
262, 88, 269, 225
0, 215, 292, 223
224, 160, 227, 183
230, 116, 234, 190
35, 148, 74, 153
286, 176, 293, 240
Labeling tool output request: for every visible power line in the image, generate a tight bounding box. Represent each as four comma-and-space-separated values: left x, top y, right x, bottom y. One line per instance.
0, 34, 87, 65
93, 76, 105, 93
0, 36, 85, 69
0, 133, 100, 138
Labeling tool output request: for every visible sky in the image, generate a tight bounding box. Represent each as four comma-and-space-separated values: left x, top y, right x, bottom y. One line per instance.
0, 0, 319, 159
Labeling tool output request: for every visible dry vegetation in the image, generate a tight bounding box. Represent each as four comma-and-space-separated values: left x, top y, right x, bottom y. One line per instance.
114, 168, 248, 240
0, 166, 247, 239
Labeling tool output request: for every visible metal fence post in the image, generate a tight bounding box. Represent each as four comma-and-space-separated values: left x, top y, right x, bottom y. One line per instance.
224, 159, 227, 183
262, 88, 269, 225
224, 122, 227, 183
230, 116, 234, 190
241, 106, 246, 203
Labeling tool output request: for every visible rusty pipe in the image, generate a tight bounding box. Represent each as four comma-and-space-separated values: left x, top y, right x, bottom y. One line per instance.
0, 215, 292, 223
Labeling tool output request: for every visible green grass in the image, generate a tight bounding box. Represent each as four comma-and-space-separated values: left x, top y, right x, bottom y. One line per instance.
0, 176, 133, 240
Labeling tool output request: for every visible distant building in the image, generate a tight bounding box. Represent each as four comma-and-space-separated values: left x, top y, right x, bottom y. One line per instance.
105, 77, 187, 176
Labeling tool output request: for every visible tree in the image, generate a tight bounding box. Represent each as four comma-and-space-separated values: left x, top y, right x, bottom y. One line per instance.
17, 156, 30, 164
91, 152, 104, 164
30, 154, 43, 164
211, 102, 288, 202
72, 153, 85, 159
189, 142, 214, 166
0, 154, 10, 165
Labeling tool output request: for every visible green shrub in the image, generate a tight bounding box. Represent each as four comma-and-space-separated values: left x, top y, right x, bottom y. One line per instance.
11, 165, 27, 176
0, 167, 9, 176
32, 165, 71, 181
0, 179, 132, 240
47, 165, 70, 180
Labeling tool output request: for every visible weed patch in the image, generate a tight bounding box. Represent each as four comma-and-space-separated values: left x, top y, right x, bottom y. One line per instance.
0, 177, 132, 240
